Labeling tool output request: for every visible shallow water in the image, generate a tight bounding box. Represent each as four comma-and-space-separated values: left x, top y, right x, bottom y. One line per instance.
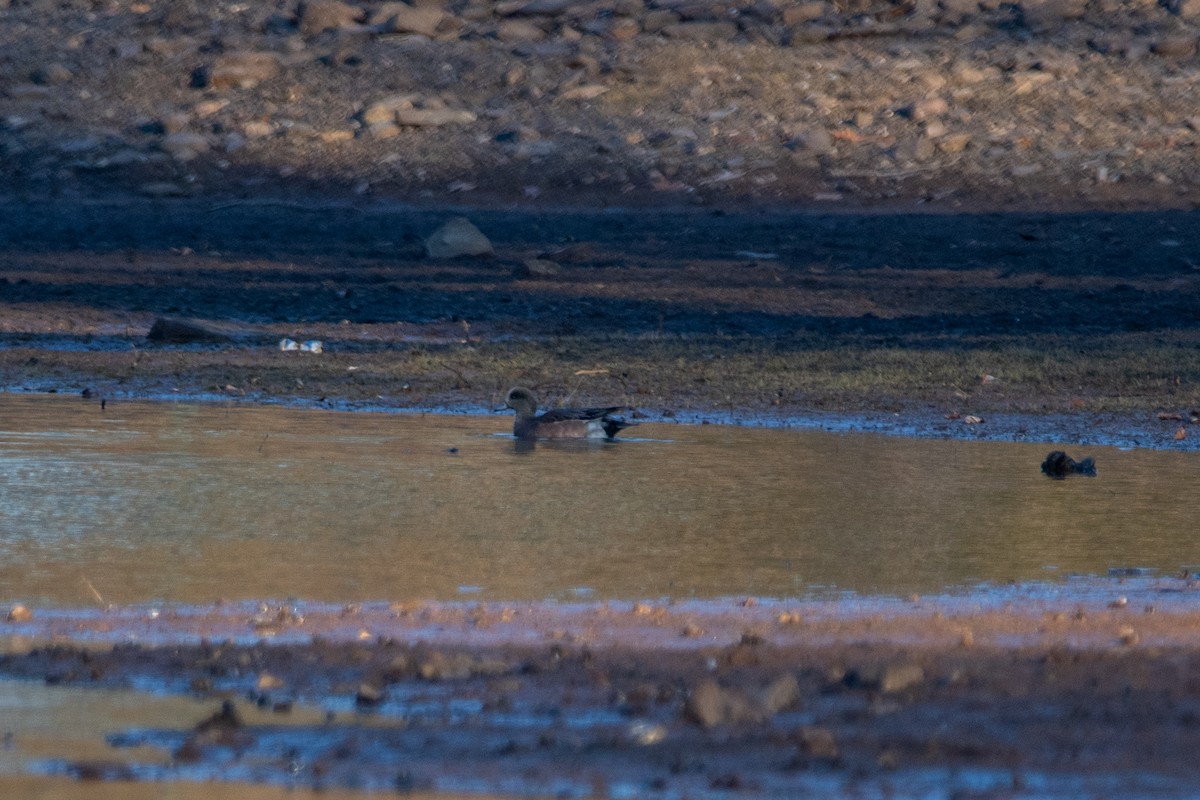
0, 393, 1196, 607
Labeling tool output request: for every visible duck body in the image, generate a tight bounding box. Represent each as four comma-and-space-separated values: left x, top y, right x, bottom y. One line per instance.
502, 387, 633, 440
1041, 450, 1097, 478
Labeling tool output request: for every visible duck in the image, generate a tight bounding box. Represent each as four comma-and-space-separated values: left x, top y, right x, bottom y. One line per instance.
499, 386, 634, 440
1040, 450, 1097, 479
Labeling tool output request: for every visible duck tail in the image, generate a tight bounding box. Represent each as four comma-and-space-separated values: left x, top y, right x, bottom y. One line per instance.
603, 417, 635, 438
1073, 457, 1097, 476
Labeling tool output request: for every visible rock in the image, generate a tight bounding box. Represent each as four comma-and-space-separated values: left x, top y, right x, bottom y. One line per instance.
661, 21, 739, 40
1151, 36, 1198, 58
937, 132, 972, 153
684, 679, 762, 728
362, 95, 476, 127
909, 96, 948, 121
758, 673, 801, 714
355, 681, 385, 705
297, 0, 363, 36
782, 1, 827, 24
499, 0, 575, 14
642, 9, 681, 31
361, 93, 418, 125
425, 217, 494, 259
684, 674, 799, 728
31, 62, 74, 85
515, 258, 561, 277
147, 317, 231, 343
1162, 0, 1200, 16
161, 131, 210, 161
6, 604, 32, 622
559, 83, 608, 100
497, 19, 548, 42
370, 2, 446, 36
788, 127, 833, 155
796, 726, 839, 760
394, 107, 477, 126
844, 662, 925, 693
201, 51, 281, 90
879, 663, 925, 693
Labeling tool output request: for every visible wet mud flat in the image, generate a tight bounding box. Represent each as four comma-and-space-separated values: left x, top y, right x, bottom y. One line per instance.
6, 580, 1200, 797
2, 196, 1200, 451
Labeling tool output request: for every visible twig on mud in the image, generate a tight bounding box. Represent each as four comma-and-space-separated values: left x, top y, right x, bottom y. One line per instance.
439, 362, 471, 388
81, 576, 105, 607
206, 200, 364, 214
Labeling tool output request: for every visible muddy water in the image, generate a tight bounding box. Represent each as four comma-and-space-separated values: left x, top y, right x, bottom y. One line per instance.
0, 394, 1195, 606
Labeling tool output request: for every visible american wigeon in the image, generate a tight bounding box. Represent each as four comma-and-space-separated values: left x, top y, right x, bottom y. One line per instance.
1041, 450, 1097, 478
500, 386, 634, 440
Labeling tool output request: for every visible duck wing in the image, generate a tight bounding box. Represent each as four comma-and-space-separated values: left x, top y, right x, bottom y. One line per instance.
537, 405, 625, 423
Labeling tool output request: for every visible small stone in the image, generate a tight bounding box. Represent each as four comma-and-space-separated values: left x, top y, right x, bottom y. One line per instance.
202, 51, 281, 91
161, 131, 210, 161
938, 132, 972, 154
910, 96, 948, 121
242, 121, 274, 138
684, 679, 761, 728
370, 2, 446, 36
256, 672, 285, 690
1151, 36, 1199, 58
559, 84, 609, 101
515, 258, 561, 278
758, 673, 800, 715
880, 663, 925, 693
661, 21, 739, 41
6, 604, 32, 622
788, 127, 833, 156
355, 682, 385, 705
845, 662, 925, 692
496, 19, 547, 42
297, 0, 363, 36
32, 63, 74, 85
361, 94, 419, 126
394, 107, 477, 127
783, 1, 828, 25
425, 217, 494, 259
147, 317, 231, 343
796, 726, 839, 760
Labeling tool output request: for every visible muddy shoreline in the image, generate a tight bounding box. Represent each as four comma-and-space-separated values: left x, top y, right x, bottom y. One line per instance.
7, 579, 1200, 797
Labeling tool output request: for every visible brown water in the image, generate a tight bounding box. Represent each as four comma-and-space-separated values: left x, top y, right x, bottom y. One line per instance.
1, 393, 1196, 607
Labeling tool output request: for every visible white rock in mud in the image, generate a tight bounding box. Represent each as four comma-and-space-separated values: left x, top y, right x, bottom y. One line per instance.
425, 217, 494, 259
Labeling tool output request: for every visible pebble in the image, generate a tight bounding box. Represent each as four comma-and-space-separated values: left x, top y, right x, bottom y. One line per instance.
31, 62, 74, 85
425, 217, 495, 259
297, 0, 363, 36
147, 317, 230, 343
684, 679, 762, 728
201, 51, 281, 91
161, 131, 210, 161
6, 604, 32, 622
394, 107, 477, 127
370, 3, 446, 36
515, 258, 561, 278
795, 726, 839, 760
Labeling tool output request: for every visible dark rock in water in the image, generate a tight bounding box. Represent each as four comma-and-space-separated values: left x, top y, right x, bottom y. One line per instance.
1041, 450, 1097, 478
147, 317, 230, 343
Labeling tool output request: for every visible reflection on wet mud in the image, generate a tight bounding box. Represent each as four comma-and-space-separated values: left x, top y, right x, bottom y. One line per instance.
0, 394, 1197, 606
